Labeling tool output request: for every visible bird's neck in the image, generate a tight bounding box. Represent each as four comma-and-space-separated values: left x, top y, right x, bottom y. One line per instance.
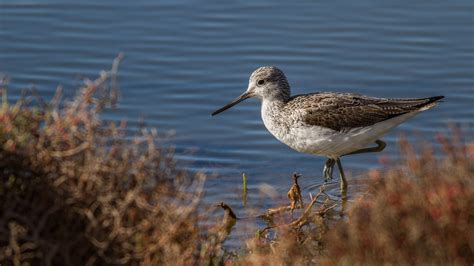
262, 98, 285, 112
261, 98, 288, 138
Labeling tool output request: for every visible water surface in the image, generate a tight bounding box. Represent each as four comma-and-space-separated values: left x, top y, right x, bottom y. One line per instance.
1, 1, 473, 247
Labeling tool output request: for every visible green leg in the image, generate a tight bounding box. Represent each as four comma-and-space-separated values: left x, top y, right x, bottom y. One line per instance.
336, 158, 347, 194
325, 140, 386, 194
323, 158, 335, 181
335, 140, 386, 195
344, 140, 386, 156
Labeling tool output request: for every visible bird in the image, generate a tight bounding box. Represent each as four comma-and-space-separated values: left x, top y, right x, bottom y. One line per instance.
211, 66, 444, 191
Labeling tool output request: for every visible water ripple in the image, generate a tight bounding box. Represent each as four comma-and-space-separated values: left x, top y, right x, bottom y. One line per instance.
1, 1, 473, 246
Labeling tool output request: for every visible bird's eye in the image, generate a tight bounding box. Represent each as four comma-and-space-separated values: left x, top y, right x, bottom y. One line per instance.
257, 79, 265, 86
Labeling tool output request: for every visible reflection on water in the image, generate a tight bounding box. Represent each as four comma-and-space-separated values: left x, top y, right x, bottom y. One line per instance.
1, 1, 473, 247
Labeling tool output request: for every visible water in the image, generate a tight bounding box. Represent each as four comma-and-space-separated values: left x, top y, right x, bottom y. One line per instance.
1, 1, 473, 247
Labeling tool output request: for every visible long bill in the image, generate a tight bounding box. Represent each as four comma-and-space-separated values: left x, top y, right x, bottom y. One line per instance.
211, 91, 252, 116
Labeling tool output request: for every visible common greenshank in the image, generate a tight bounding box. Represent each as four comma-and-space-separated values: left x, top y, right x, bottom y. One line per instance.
212, 67, 444, 191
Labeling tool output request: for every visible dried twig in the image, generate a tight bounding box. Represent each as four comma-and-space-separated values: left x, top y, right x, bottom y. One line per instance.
287, 173, 304, 216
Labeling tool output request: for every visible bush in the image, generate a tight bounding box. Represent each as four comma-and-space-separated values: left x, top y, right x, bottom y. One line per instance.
0, 55, 214, 265
321, 133, 474, 265
235, 132, 474, 265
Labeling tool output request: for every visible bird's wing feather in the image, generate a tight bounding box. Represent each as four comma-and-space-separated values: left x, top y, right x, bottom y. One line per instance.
285, 92, 443, 131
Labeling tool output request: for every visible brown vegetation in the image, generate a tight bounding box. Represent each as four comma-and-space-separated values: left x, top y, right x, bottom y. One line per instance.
239, 131, 474, 265
0, 56, 218, 265
1, 57, 472, 265
321, 133, 474, 265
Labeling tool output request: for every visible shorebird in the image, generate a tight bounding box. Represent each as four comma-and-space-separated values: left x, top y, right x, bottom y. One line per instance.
211, 67, 443, 191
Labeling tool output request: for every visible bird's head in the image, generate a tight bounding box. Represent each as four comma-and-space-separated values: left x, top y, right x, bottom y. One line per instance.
212, 66, 290, 116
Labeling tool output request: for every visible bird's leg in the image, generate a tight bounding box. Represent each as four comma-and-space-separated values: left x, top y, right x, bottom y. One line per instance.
323, 158, 335, 181
336, 158, 348, 193
343, 140, 386, 156
332, 140, 385, 196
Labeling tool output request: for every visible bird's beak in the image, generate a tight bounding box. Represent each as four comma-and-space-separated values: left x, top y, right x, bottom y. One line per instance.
211, 91, 253, 116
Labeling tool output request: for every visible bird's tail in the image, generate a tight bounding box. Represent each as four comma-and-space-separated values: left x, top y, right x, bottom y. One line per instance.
416, 95, 444, 111
382, 95, 445, 112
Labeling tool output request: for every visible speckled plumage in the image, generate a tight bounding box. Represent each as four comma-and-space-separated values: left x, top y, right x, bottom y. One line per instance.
261, 91, 442, 158
282, 92, 443, 132
212, 66, 444, 185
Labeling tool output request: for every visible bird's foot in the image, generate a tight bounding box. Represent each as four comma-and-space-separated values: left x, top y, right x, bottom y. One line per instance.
323, 159, 335, 181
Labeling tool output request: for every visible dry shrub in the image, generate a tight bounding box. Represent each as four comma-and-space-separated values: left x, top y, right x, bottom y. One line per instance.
234, 131, 473, 265
0, 55, 223, 265
238, 184, 339, 265
322, 132, 474, 265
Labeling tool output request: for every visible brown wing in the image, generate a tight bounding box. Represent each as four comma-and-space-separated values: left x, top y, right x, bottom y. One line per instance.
286, 92, 443, 131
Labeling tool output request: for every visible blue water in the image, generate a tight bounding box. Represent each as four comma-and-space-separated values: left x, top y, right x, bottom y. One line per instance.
1, 1, 473, 247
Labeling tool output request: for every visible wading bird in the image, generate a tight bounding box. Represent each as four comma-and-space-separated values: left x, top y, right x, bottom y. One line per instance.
212, 67, 443, 192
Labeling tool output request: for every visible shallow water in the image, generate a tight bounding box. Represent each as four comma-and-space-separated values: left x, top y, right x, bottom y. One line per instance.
1, 1, 473, 248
